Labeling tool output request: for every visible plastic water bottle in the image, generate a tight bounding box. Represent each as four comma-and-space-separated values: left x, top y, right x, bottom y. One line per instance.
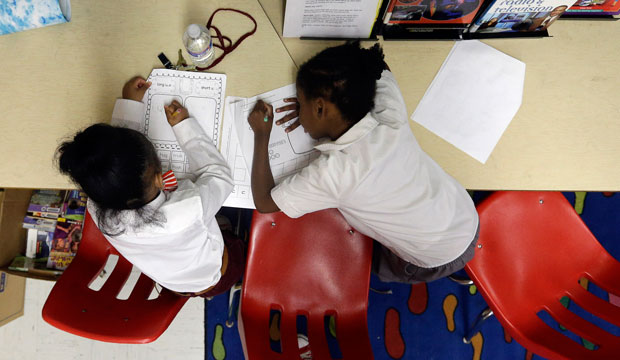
183, 24, 215, 67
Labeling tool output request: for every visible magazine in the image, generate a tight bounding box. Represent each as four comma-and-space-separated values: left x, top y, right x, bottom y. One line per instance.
565, 0, 620, 15
468, 0, 575, 33
384, 0, 485, 27
47, 218, 82, 270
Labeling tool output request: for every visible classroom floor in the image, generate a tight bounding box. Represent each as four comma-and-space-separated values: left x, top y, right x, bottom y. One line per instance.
0, 279, 205, 359
1, 192, 617, 360
206, 192, 620, 360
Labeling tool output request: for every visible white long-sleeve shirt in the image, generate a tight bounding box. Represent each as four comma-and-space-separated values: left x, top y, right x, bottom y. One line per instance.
87, 99, 233, 292
272, 71, 479, 268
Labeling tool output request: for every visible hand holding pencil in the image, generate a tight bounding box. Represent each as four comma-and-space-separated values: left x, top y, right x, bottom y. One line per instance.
164, 100, 189, 127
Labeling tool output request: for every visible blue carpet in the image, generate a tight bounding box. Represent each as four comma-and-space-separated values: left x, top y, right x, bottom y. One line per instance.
205, 192, 620, 359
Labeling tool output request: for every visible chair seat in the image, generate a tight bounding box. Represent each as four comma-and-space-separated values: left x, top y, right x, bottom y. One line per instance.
239, 209, 374, 359
466, 191, 620, 359
42, 212, 188, 344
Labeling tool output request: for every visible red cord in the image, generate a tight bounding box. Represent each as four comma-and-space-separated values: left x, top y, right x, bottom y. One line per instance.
196, 8, 258, 71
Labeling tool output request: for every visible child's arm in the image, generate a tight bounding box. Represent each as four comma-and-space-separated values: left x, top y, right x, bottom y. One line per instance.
111, 76, 152, 131
248, 100, 280, 213
165, 101, 234, 220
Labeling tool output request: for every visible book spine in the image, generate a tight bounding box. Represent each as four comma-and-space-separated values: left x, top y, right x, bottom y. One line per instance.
25, 229, 38, 258
23, 216, 57, 232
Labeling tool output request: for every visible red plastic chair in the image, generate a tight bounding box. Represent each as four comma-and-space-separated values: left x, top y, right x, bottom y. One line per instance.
238, 209, 374, 359
42, 211, 188, 343
466, 191, 620, 359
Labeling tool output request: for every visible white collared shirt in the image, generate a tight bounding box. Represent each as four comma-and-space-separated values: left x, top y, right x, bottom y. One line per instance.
87, 99, 233, 292
272, 71, 478, 268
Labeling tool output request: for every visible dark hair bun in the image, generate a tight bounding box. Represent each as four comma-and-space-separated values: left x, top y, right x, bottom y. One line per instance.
56, 124, 158, 210
361, 43, 385, 81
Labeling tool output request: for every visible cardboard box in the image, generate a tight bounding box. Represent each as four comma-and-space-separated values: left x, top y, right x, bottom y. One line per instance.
0, 188, 61, 281
0, 271, 25, 327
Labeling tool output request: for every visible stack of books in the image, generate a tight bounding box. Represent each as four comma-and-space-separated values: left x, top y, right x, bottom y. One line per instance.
9, 190, 87, 276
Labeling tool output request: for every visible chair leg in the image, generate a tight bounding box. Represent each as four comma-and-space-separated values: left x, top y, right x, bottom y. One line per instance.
226, 283, 242, 328
463, 307, 494, 344
370, 287, 393, 295
447, 274, 474, 286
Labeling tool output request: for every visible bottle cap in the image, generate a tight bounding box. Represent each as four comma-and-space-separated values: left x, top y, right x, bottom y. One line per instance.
187, 24, 201, 39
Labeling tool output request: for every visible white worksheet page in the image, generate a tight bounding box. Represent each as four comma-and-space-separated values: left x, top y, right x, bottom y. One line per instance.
232, 84, 319, 187
144, 69, 227, 176
220, 96, 255, 209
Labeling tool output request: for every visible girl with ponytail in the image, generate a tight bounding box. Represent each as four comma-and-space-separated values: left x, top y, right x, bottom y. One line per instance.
56, 77, 244, 297
247, 41, 480, 284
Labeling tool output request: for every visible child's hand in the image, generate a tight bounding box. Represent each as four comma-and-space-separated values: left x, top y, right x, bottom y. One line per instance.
164, 100, 189, 127
275, 97, 301, 133
248, 100, 273, 138
122, 76, 151, 102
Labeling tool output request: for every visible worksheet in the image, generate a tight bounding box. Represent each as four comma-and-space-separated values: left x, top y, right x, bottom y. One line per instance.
219, 96, 255, 208
141, 71, 318, 209
231, 84, 319, 188
144, 69, 227, 177
146, 69, 266, 208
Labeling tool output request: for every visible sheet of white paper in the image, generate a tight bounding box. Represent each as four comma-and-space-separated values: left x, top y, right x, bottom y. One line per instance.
144, 69, 227, 176
411, 40, 526, 164
283, 0, 382, 38
232, 84, 319, 186
220, 96, 255, 209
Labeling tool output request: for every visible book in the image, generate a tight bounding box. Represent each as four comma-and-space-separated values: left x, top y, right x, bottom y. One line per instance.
8, 256, 63, 276
23, 189, 67, 232
25, 228, 53, 259
46, 218, 82, 270
564, 0, 620, 16
22, 215, 57, 232
27, 210, 61, 219
468, 0, 575, 33
26, 189, 66, 215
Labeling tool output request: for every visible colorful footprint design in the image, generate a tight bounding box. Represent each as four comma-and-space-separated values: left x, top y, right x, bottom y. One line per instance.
442, 294, 458, 332
212, 324, 226, 360
470, 332, 483, 360
385, 308, 405, 359
408, 282, 428, 315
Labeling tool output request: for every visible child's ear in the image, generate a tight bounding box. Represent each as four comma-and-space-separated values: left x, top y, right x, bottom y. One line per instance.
155, 172, 164, 190
314, 97, 325, 118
